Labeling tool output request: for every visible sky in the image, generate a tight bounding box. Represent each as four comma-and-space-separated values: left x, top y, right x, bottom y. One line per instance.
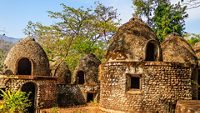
0, 0, 199, 38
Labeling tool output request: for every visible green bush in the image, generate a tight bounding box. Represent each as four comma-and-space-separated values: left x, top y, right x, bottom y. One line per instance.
0, 89, 31, 113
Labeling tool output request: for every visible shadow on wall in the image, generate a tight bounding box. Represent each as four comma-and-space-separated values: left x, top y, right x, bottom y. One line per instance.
57, 85, 85, 107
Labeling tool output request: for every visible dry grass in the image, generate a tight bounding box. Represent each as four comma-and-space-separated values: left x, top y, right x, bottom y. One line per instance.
39, 102, 106, 113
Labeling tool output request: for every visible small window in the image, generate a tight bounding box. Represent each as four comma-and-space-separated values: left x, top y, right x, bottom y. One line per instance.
131, 77, 140, 89
87, 93, 94, 102
126, 74, 141, 91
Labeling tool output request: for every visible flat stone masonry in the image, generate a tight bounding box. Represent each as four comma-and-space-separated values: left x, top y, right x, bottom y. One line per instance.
0, 75, 57, 108
100, 61, 192, 113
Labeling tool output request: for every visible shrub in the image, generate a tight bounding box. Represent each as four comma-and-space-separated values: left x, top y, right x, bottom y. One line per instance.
0, 89, 31, 113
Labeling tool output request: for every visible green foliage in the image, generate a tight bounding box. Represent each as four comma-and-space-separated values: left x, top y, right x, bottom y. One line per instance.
133, 0, 188, 41
0, 89, 31, 113
186, 33, 200, 45
50, 107, 59, 113
24, 2, 119, 71
133, 0, 156, 26
153, 1, 188, 41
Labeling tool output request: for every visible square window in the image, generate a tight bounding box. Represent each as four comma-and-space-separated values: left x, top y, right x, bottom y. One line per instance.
126, 74, 141, 91
131, 77, 140, 89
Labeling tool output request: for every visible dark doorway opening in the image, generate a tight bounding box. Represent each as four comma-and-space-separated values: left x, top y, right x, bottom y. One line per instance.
131, 76, 140, 89
21, 82, 36, 113
145, 42, 157, 61
17, 58, 32, 75
87, 93, 94, 102
77, 71, 85, 84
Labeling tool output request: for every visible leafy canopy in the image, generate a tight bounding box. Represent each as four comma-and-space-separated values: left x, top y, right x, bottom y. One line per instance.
133, 0, 188, 41
24, 2, 120, 71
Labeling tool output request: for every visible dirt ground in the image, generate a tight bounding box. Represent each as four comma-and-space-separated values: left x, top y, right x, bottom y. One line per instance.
39, 103, 106, 113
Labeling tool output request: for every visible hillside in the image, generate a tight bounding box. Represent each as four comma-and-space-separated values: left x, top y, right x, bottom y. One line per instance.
0, 34, 19, 43
0, 35, 19, 71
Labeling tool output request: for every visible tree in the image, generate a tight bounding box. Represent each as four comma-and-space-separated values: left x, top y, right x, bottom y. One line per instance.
186, 33, 200, 45
0, 89, 31, 113
133, 0, 156, 27
24, 2, 120, 71
153, 1, 188, 41
133, 0, 188, 41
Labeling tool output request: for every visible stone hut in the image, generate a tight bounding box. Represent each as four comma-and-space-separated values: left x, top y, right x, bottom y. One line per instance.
50, 58, 71, 84
106, 17, 162, 62
73, 53, 101, 102
162, 33, 199, 99
56, 54, 101, 107
161, 33, 197, 66
54, 61, 71, 84
0, 37, 57, 112
73, 53, 101, 85
4, 38, 50, 76
99, 18, 196, 113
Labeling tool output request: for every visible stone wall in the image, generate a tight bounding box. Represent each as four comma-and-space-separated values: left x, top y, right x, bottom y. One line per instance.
0, 76, 57, 108
99, 61, 192, 113
57, 84, 99, 107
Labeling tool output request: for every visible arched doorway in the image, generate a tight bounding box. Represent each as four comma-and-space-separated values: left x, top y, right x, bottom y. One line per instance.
17, 58, 32, 75
145, 42, 158, 61
77, 71, 85, 84
21, 82, 36, 113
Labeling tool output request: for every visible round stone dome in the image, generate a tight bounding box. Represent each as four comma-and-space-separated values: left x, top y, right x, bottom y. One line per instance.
106, 17, 161, 61
4, 37, 50, 76
50, 58, 71, 84
73, 53, 101, 85
161, 33, 197, 65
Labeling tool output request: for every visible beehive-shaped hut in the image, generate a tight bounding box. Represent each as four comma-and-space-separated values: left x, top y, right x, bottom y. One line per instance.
73, 53, 101, 85
50, 57, 71, 84
100, 18, 195, 112
51, 60, 71, 84
161, 33, 197, 66
4, 37, 50, 76
106, 17, 162, 61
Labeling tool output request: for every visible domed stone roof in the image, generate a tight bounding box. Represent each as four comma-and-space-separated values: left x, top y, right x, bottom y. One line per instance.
106, 17, 161, 61
161, 33, 197, 65
73, 53, 101, 85
4, 37, 50, 76
50, 57, 71, 84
